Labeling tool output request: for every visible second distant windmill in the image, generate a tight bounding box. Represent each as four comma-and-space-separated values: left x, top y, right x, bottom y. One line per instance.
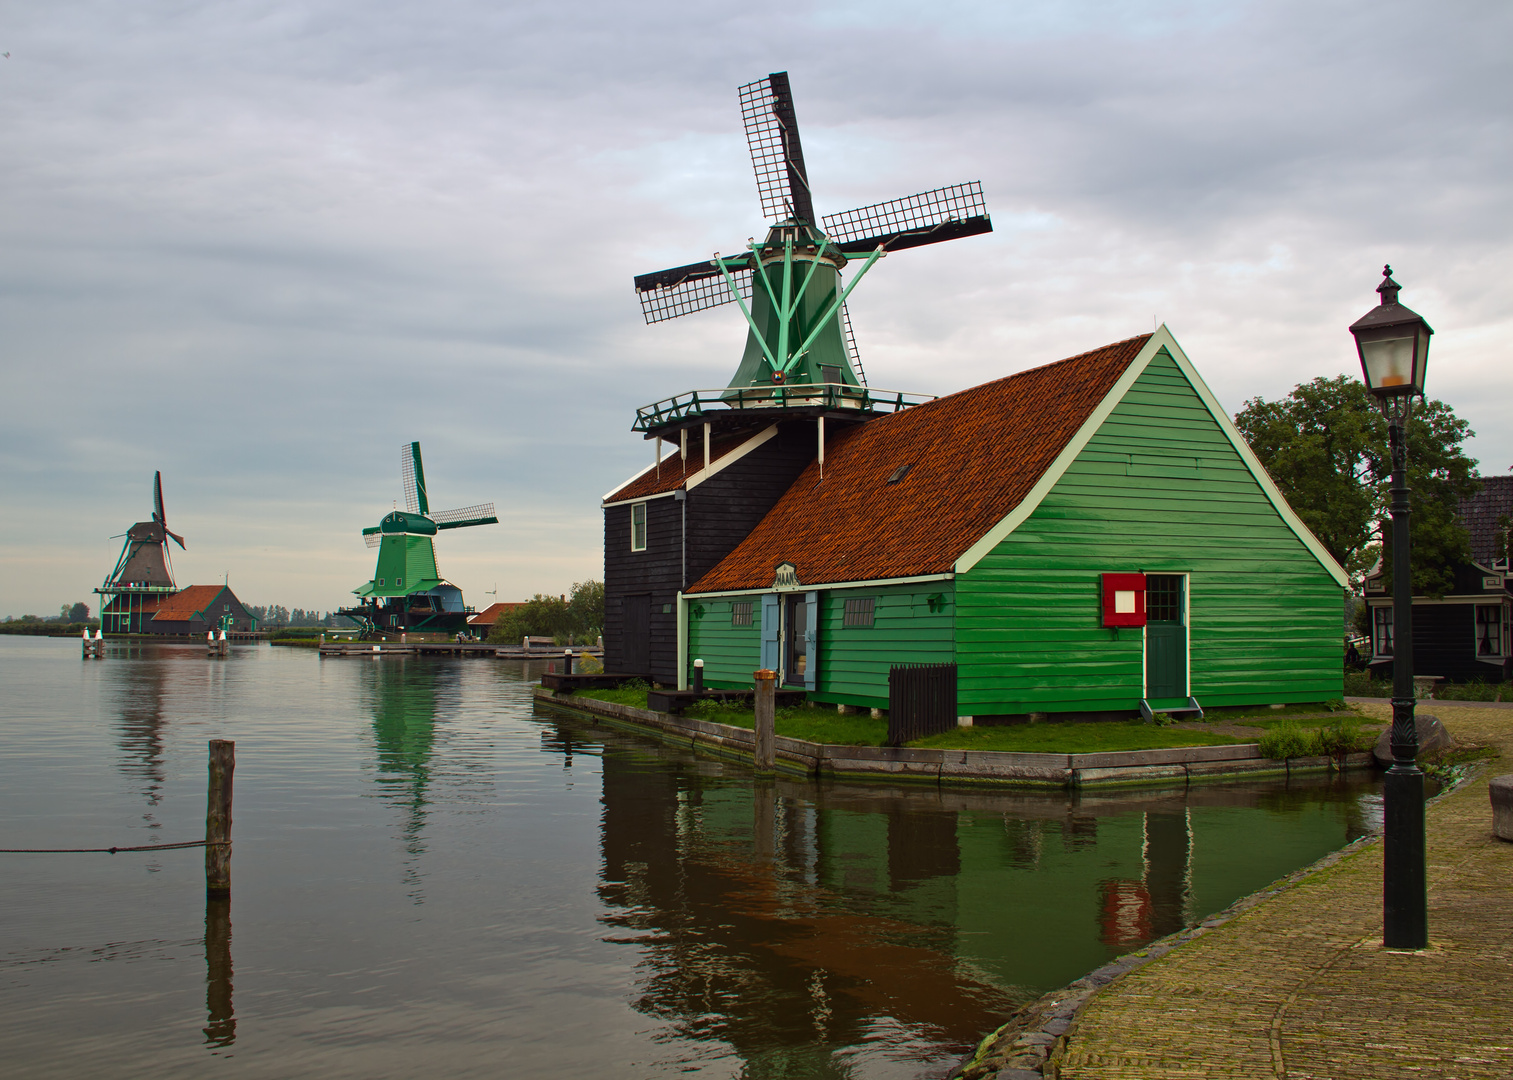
339, 442, 497, 636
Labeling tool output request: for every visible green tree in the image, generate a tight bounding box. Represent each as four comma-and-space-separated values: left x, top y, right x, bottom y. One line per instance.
487, 580, 604, 645
1235, 376, 1479, 597
567, 579, 604, 640
68, 602, 90, 623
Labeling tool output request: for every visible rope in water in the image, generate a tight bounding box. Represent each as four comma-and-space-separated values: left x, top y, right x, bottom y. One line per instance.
0, 840, 226, 854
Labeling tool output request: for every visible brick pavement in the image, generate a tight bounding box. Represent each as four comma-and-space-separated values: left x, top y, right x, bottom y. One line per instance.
1055, 704, 1513, 1080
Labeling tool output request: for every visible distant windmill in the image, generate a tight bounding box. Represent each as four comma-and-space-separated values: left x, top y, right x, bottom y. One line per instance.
633, 71, 992, 414
339, 442, 498, 635
96, 472, 186, 632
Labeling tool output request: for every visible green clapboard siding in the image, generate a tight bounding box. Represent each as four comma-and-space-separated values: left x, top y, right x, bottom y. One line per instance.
686, 599, 764, 689
811, 583, 955, 708
686, 584, 955, 706
957, 348, 1343, 716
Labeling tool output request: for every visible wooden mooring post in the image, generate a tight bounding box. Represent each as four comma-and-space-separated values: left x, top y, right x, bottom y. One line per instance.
753, 669, 776, 774
206, 740, 234, 896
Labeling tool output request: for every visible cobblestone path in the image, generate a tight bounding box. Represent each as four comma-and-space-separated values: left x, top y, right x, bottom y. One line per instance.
1057, 704, 1513, 1080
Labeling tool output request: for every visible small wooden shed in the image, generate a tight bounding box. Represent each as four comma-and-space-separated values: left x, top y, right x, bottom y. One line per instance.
656, 329, 1347, 718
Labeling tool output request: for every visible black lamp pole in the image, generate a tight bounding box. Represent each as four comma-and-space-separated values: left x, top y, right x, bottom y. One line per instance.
1350, 266, 1432, 950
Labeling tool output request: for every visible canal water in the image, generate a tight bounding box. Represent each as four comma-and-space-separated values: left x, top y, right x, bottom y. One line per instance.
0, 638, 1385, 1078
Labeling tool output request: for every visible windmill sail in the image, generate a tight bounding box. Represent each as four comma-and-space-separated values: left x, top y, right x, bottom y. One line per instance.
739, 72, 815, 224
821, 182, 992, 252
401, 442, 430, 515
635, 261, 753, 324
431, 503, 498, 530
153, 470, 185, 548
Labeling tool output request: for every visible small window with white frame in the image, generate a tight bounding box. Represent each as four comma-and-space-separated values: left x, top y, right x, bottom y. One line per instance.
1372, 606, 1393, 658
731, 601, 752, 627
630, 503, 647, 552
1475, 604, 1508, 658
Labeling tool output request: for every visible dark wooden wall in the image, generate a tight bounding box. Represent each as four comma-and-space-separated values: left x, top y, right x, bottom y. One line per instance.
602, 422, 822, 683
1371, 602, 1511, 684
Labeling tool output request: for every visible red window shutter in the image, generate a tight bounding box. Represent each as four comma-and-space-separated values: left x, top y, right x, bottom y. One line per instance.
1102, 573, 1147, 628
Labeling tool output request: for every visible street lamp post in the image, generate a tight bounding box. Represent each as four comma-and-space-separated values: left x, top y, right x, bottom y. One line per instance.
1349, 265, 1433, 950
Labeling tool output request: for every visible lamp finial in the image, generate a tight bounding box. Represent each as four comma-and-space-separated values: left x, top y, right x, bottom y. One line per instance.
1377, 265, 1402, 306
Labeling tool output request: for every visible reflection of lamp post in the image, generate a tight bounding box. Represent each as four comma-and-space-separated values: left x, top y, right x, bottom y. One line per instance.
1350, 265, 1432, 949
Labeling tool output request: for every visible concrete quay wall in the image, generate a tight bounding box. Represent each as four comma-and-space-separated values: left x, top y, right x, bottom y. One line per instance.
531, 687, 1375, 790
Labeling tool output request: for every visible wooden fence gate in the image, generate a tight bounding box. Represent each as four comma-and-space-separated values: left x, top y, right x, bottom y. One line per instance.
887, 663, 958, 746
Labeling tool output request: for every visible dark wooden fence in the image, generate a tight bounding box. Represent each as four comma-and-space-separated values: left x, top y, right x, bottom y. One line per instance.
887, 663, 958, 746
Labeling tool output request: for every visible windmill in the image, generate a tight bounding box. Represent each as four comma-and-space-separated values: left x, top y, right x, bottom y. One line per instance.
631, 71, 992, 436
340, 442, 498, 635
95, 472, 187, 633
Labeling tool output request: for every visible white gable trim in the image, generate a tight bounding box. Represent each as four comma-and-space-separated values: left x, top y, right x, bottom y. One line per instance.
601, 424, 778, 506
953, 333, 1167, 574
953, 326, 1349, 587
1161, 333, 1348, 587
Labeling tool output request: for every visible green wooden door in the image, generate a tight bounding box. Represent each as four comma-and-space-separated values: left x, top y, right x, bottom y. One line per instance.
1145, 575, 1187, 704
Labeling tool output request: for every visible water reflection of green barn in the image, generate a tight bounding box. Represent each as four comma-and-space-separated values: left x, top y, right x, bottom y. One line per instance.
582, 714, 1371, 1070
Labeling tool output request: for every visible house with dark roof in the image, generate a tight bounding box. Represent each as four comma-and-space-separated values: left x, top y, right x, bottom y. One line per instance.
145, 585, 258, 636
603, 329, 1350, 718
1363, 475, 1512, 683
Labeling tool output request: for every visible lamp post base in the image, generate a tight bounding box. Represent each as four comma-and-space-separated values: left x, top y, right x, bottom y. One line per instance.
1383, 762, 1428, 949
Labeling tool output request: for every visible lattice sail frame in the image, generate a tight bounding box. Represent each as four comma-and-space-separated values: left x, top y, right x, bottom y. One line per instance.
821, 182, 988, 246
739, 73, 813, 224
638, 265, 752, 324
432, 503, 497, 528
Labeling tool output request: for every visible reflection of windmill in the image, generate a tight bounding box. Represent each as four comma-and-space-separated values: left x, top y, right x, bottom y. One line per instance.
339, 442, 497, 635
632, 71, 992, 435
95, 472, 187, 633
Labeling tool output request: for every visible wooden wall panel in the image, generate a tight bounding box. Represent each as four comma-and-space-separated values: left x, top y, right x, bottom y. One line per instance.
957, 349, 1344, 715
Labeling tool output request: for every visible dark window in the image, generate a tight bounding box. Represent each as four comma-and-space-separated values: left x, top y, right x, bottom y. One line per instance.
1146, 576, 1183, 623
731, 601, 752, 626
844, 597, 875, 627
395, 578, 402, 587
887, 464, 912, 484
1373, 606, 1393, 657
1475, 604, 1506, 657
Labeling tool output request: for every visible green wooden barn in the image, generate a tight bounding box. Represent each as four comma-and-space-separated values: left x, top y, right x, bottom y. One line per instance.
676, 329, 1348, 719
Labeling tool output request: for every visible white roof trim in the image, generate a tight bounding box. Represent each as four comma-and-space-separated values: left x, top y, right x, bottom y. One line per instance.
601, 424, 778, 506
954, 326, 1349, 587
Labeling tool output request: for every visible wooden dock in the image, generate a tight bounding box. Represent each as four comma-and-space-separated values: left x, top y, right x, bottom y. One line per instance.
319, 641, 604, 660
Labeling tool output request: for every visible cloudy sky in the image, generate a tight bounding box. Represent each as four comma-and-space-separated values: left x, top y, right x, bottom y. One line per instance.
2, 0, 1508, 618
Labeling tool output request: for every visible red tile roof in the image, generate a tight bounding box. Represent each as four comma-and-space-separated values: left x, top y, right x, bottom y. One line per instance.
689, 335, 1150, 593
606, 429, 769, 503
151, 585, 231, 622
468, 602, 525, 625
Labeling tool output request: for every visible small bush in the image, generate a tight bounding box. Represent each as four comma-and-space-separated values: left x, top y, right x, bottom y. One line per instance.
1318, 719, 1370, 758
1259, 721, 1325, 760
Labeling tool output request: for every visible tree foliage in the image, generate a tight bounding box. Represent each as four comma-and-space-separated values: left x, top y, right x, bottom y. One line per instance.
488, 580, 604, 645
1235, 376, 1479, 597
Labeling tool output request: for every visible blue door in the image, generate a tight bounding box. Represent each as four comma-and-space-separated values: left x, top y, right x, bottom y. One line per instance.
760, 594, 780, 672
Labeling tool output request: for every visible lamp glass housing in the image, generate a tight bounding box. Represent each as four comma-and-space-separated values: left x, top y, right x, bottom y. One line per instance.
1355, 323, 1429, 397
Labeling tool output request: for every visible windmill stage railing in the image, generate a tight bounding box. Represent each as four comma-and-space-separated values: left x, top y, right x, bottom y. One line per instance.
632, 383, 934, 434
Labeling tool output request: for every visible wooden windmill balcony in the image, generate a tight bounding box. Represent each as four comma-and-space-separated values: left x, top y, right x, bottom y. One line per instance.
633, 382, 934, 436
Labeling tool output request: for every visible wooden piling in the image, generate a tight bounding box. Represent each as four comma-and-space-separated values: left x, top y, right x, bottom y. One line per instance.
206, 740, 234, 896
204, 895, 235, 1045
692, 658, 704, 695
753, 669, 776, 774
753, 779, 775, 859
